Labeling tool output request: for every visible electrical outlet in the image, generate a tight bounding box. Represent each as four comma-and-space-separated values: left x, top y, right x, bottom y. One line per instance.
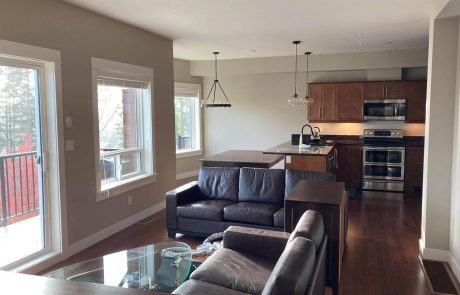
128, 196, 132, 206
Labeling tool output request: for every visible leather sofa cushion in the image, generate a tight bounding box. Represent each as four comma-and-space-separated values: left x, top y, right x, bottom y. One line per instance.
174, 279, 250, 295
273, 208, 284, 228
285, 169, 336, 196
238, 168, 285, 205
199, 167, 240, 201
190, 248, 276, 295
287, 210, 324, 250
224, 202, 281, 226
262, 237, 316, 295
177, 200, 234, 221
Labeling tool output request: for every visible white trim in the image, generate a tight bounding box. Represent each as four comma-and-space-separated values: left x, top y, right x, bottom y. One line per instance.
176, 170, 199, 181
0, 40, 66, 273
0, 39, 60, 63
419, 239, 460, 282
91, 57, 156, 200
96, 174, 157, 202
175, 82, 201, 90
176, 149, 203, 159
65, 202, 165, 259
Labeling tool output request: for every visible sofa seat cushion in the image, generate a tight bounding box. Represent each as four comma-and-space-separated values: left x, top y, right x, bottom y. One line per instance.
174, 279, 251, 295
273, 208, 284, 228
238, 168, 285, 205
224, 202, 281, 226
177, 200, 234, 221
190, 248, 276, 295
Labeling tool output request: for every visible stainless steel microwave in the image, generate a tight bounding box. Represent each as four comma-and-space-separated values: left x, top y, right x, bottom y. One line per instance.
363, 99, 406, 121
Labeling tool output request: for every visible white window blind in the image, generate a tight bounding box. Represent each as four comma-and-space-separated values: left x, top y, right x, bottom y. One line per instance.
97, 77, 149, 89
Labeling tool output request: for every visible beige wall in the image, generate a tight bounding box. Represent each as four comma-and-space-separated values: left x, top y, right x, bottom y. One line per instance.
451, 16, 460, 276
200, 63, 427, 156
0, 0, 175, 245
173, 59, 202, 183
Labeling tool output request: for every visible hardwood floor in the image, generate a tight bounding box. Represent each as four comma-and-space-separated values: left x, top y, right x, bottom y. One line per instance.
42, 190, 432, 294
340, 190, 431, 295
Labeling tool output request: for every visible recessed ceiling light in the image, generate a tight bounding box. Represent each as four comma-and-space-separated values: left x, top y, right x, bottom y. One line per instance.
386, 41, 393, 44
355, 42, 364, 46
354, 33, 364, 37
390, 48, 398, 51
251, 49, 256, 52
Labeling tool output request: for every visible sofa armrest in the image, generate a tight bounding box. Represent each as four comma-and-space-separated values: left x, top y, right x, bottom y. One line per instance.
223, 226, 290, 260
166, 181, 201, 232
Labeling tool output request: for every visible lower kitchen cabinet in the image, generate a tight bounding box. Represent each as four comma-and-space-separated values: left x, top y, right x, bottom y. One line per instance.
405, 146, 424, 191
334, 144, 362, 188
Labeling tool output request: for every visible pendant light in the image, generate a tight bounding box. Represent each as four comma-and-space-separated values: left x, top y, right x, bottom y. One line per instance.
201, 52, 231, 108
303, 51, 314, 104
288, 41, 313, 106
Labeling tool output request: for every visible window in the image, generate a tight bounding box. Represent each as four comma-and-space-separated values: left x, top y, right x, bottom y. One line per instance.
174, 83, 202, 157
92, 58, 154, 200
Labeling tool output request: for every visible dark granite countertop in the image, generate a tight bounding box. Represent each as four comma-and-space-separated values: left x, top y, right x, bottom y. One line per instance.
291, 134, 424, 147
263, 141, 334, 156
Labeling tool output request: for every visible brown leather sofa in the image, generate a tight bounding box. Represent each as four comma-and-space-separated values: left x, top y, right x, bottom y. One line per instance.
173, 210, 327, 295
166, 167, 336, 238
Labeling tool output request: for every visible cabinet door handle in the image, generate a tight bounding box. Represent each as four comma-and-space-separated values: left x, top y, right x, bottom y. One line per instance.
385, 85, 388, 97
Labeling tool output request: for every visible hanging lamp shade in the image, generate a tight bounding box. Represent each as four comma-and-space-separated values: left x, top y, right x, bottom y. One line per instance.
303, 51, 314, 105
288, 41, 313, 106
201, 52, 231, 108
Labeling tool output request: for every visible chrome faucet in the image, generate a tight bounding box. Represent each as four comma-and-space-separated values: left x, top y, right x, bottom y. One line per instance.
299, 124, 314, 149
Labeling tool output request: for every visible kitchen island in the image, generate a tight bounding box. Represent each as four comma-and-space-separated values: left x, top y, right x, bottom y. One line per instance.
201, 150, 283, 168
264, 141, 336, 173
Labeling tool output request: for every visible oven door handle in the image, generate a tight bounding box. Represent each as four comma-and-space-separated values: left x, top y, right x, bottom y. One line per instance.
363, 147, 405, 151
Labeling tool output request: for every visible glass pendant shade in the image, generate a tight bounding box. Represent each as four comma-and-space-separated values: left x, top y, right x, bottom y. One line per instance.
288, 41, 313, 106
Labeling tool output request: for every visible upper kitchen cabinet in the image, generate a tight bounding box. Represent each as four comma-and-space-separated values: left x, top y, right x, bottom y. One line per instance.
308, 83, 323, 121
365, 81, 403, 100
308, 83, 337, 122
404, 80, 427, 123
336, 83, 364, 122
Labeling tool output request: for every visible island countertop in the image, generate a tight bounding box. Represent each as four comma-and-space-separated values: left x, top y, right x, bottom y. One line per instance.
201, 150, 284, 168
263, 141, 335, 156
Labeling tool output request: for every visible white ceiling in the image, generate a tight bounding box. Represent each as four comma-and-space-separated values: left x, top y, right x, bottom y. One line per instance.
62, 0, 438, 60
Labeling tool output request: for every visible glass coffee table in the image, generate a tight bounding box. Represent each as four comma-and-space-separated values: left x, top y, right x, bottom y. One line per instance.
44, 242, 192, 293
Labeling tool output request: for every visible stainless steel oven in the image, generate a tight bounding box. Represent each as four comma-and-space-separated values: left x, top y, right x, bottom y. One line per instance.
363, 99, 406, 121
362, 129, 405, 192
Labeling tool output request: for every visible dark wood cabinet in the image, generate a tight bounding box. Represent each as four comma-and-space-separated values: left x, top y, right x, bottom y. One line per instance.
337, 83, 364, 122
308, 84, 322, 121
334, 144, 362, 188
309, 80, 426, 123
405, 146, 424, 191
322, 84, 337, 120
365, 81, 403, 100
308, 83, 337, 122
404, 81, 427, 123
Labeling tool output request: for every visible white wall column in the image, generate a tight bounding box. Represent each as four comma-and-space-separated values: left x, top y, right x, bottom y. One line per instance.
421, 16, 459, 256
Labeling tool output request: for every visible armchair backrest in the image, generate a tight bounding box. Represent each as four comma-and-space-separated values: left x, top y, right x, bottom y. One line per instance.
287, 210, 324, 251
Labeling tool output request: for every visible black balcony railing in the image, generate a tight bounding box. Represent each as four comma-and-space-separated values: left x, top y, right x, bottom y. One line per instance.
0, 151, 39, 226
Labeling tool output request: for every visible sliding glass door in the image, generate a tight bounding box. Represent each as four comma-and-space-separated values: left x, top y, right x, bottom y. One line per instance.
0, 59, 47, 268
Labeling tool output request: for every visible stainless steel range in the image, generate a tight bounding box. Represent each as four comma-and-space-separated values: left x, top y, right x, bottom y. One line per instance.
362, 129, 405, 192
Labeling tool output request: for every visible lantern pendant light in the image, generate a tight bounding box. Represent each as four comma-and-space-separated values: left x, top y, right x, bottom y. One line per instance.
201, 52, 231, 108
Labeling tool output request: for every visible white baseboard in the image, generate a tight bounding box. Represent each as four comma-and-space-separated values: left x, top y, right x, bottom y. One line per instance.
419, 239, 460, 282
65, 201, 165, 258
176, 170, 199, 181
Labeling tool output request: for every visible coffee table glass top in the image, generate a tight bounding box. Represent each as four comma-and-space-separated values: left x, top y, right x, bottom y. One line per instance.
44, 242, 192, 293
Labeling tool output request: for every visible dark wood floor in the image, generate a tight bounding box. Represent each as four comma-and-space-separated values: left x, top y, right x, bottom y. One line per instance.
42, 190, 432, 295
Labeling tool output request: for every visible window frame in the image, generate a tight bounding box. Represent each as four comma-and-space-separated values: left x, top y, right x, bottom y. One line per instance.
91, 58, 155, 202
174, 82, 203, 158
